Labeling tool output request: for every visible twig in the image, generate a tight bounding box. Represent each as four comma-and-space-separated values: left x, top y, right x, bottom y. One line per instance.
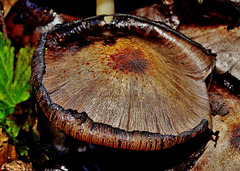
0, 2, 8, 39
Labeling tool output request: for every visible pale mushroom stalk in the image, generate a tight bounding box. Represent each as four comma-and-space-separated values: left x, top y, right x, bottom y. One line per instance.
96, 0, 114, 23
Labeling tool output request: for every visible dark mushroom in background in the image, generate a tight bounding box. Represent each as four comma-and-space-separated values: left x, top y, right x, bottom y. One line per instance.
32, 14, 215, 151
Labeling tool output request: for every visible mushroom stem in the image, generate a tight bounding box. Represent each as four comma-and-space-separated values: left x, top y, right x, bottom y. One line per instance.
96, 0, 114, 23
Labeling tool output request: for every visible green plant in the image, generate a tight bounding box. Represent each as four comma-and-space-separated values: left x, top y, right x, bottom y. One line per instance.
0, 32, 34, 156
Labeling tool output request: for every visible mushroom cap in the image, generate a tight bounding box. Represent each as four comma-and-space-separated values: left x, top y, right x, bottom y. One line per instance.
32, 14, 215, 151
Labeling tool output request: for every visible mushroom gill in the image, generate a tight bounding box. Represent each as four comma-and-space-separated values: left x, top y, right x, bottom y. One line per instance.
32, 14, 215, 150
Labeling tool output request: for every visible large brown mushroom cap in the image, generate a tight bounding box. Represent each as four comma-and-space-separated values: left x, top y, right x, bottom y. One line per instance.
32, 14, 215, 151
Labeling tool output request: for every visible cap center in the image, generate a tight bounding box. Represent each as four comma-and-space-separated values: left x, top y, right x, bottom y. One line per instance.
110, 48, 148, 74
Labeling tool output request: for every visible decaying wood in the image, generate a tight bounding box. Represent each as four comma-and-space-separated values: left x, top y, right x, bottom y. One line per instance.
192, 83, 240, 170
1, 160, 32, 171
32, 14, 215, 151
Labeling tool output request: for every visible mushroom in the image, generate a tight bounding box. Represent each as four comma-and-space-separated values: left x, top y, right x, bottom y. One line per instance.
96, 0, 115, 14
32, 14, 216, 151
96, 0, 114, 23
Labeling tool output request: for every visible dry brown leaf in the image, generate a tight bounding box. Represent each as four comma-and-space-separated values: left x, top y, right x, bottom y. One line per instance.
0, 128, 17, 167
178, 24, 240, 80
0, 0, 18, 18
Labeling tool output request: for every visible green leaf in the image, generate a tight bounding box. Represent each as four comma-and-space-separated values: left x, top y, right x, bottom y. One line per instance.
0, 32, 33, 117
0, 33, 15, 107
20, 146, 29, 156
6, 118, 21, 138
0, 32, 34, 155
0, 102, 14, 119
12, 46, 33, 104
